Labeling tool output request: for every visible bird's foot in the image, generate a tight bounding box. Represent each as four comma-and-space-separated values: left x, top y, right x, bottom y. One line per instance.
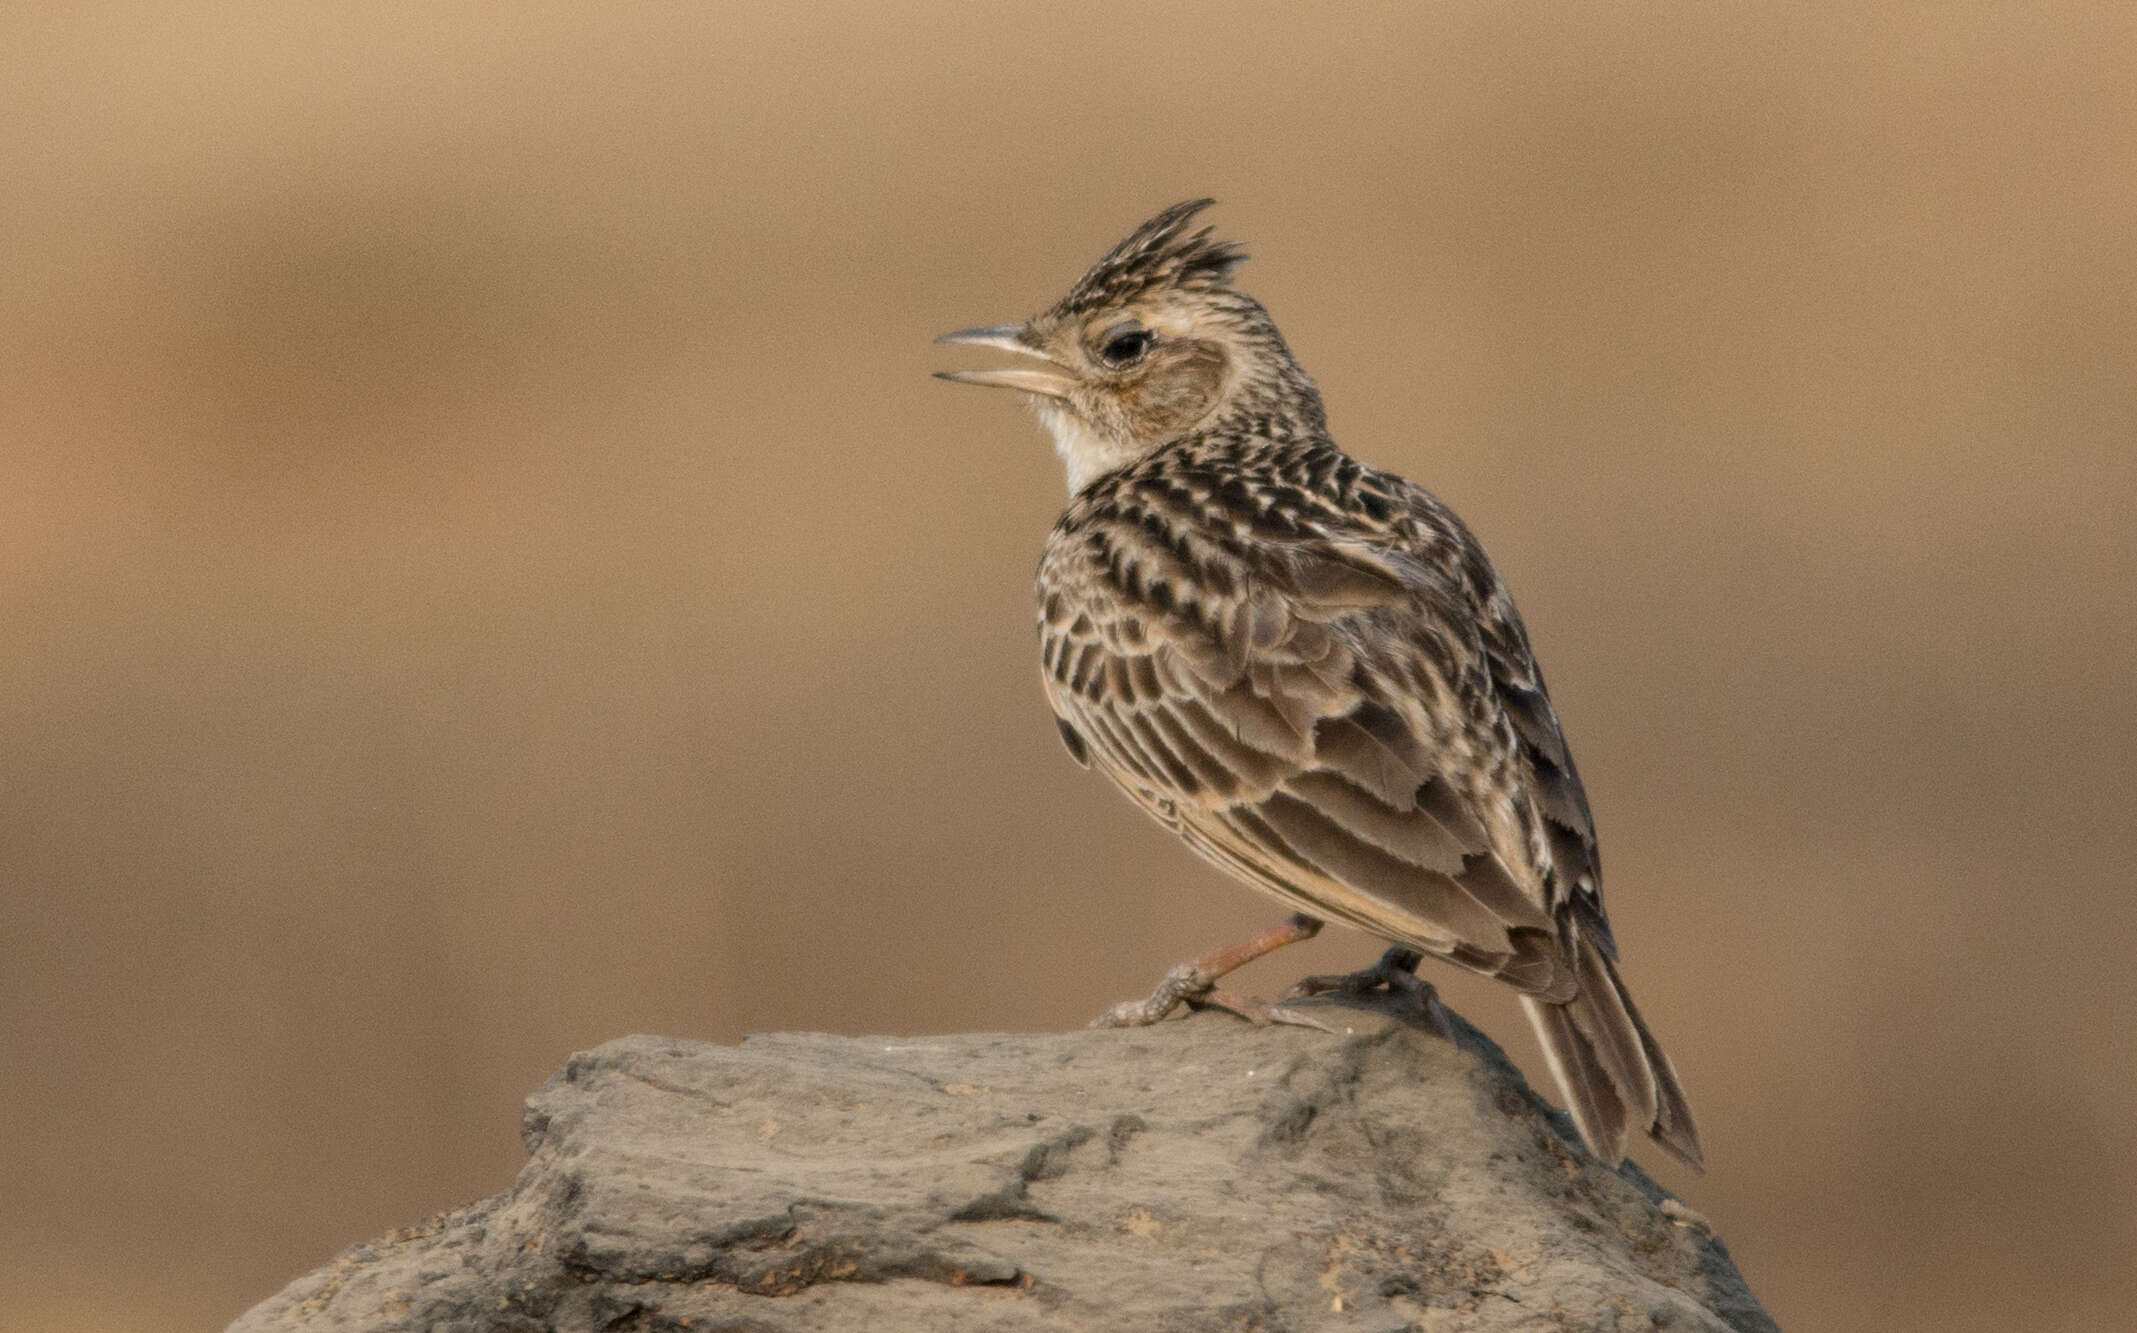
1183, 983, 1342, 1032
1279, 946, 1454, 1038
1090, 961, 1216, 1028
1089, 964, 1336, 1032
1088, 913, 1325, 1029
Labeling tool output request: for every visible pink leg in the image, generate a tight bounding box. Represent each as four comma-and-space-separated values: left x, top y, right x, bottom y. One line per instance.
1090, 913, 1324, 1028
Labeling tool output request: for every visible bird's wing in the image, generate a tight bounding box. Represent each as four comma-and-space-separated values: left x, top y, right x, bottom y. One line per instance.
1039, 527, 1577, 998
1465, 555, 1615, 956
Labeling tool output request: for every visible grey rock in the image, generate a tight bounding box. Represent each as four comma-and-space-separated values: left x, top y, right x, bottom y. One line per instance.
230, 1003, 1773, 1332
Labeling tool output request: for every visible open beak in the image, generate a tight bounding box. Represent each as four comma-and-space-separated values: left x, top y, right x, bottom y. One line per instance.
932, 324, 1076, 400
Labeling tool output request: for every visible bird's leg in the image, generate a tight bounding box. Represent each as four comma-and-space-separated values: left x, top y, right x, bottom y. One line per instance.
1279, 946, 1454, 1038
1090, 913, 1323, 1028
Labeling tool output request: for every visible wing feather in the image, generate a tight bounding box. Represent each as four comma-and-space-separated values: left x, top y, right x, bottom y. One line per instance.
1036, 466, 1617, 1002
1277, 771, 1468, 875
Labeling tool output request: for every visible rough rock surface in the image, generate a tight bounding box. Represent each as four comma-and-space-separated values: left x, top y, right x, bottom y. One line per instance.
231, 1001, 1772, 1331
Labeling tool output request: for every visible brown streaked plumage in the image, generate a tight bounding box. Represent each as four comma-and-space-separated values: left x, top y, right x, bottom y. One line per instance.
934, 200, 1702, 1171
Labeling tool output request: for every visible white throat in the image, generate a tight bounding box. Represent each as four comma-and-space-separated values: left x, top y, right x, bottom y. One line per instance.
1034, 399, 1142, 495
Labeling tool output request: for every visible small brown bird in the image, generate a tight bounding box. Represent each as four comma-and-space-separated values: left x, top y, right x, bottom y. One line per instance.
935, 200, 1701, 1171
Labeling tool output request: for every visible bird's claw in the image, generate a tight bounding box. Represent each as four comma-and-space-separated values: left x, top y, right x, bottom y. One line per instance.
1280, 947, 1454, 1038
1089, 963, 1335, 1031
1089, 914, 1329, 1029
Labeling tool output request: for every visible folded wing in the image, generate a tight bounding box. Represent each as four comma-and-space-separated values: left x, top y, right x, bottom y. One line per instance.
1040, 534, 1576, 1002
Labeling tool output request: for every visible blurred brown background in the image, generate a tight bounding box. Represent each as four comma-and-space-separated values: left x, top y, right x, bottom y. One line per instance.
3, 4, 2131, 1329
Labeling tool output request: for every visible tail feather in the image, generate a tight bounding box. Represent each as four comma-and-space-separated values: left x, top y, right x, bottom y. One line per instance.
1522, 934, 1704, 1172
1566, 934, 1658, 1130
1524, 994, 1632, 1164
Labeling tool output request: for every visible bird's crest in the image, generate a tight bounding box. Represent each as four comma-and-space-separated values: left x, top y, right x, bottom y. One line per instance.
1055, 199, 1247, 317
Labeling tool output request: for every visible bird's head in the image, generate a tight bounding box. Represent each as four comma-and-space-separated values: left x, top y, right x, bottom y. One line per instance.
936, 199, 1324, 493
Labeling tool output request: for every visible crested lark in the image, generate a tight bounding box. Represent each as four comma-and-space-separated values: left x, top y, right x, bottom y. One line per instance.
935, 200, 1701, 1171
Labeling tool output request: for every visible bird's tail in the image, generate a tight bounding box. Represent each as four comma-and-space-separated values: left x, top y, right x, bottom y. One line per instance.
1521, 932, 1703, 1171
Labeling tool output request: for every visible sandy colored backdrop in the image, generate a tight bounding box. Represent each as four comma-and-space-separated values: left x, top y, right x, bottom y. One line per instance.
4, 5, 2132, 1329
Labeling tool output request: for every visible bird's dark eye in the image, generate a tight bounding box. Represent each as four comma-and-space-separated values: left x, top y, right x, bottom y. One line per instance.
1097, 324, 1154, 366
